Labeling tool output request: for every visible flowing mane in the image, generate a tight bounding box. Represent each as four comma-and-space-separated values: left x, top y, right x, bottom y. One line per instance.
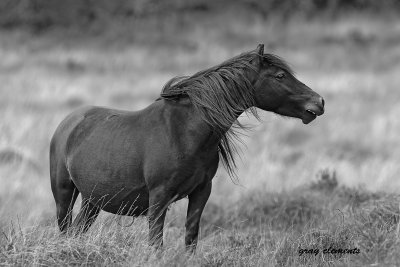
160, 50, 293, 177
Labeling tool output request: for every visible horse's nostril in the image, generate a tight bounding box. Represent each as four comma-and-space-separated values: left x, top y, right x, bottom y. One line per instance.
320, 97, 325, 107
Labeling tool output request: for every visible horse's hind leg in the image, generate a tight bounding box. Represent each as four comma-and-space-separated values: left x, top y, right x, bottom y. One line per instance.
71, 198, 101, 233
50, 162, 79, 233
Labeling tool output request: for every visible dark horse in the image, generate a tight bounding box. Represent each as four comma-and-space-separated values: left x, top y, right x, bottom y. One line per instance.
50, 44, 324, 251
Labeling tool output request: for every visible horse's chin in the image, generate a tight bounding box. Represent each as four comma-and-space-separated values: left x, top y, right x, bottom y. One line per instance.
301, 113, 317, 124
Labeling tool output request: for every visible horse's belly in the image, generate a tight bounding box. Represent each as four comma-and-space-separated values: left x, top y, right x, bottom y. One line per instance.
79, 183, 149, 216
100, 188, 149, 216
67, 133, 149, 215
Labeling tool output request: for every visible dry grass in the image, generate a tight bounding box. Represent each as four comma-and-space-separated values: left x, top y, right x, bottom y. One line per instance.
1, 9, 400, 266
2, 173, 400, 266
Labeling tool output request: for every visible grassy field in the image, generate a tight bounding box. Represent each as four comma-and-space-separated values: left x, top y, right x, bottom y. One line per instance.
1, 8, 400, 266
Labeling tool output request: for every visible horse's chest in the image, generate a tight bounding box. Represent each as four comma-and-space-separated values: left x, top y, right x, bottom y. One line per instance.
169, 153, 218, 198
174, 170, 206, 197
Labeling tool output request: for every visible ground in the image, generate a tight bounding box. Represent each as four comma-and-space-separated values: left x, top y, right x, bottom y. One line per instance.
1, 9, 400, 266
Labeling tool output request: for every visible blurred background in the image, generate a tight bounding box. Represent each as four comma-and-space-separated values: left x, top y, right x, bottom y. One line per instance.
1, 0, 400, 225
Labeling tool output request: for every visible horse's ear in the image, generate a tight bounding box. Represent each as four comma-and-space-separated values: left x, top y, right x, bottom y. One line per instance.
250, 44, 264, 70
256, 44, 264, 55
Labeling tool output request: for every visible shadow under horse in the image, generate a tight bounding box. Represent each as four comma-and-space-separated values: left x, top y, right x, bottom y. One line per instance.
50, 44, 324, 251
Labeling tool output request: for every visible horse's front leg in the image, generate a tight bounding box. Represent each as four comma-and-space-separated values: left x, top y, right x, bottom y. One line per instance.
148, 187, 176, 249
185, 181, 212, 252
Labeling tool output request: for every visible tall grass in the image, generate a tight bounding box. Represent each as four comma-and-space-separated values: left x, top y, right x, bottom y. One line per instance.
2, 172, 400, 266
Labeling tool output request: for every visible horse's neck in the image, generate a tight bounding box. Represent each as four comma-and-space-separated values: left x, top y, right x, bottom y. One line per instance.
161, 98, 223, 152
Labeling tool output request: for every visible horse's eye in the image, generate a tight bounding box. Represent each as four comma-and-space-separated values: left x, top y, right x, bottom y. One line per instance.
275, 73, 285, 80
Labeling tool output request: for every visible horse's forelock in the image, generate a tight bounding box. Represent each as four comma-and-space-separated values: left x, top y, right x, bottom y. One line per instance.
263, 53, 294, 75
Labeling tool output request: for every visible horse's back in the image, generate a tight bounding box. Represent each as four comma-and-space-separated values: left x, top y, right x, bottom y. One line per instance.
51, 106, 138, 160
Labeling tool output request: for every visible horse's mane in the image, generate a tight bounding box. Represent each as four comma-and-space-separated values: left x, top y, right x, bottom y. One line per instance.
160, 49, 293, 178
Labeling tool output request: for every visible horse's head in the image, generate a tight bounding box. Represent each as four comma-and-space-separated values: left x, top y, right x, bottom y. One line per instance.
252, 44, 324, 124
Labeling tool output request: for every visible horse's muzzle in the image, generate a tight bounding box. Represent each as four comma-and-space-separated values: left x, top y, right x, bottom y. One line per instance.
302, 97, 325, 124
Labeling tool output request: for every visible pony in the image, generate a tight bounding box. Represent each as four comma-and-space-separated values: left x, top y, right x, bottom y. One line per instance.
50, 44, 324, 251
